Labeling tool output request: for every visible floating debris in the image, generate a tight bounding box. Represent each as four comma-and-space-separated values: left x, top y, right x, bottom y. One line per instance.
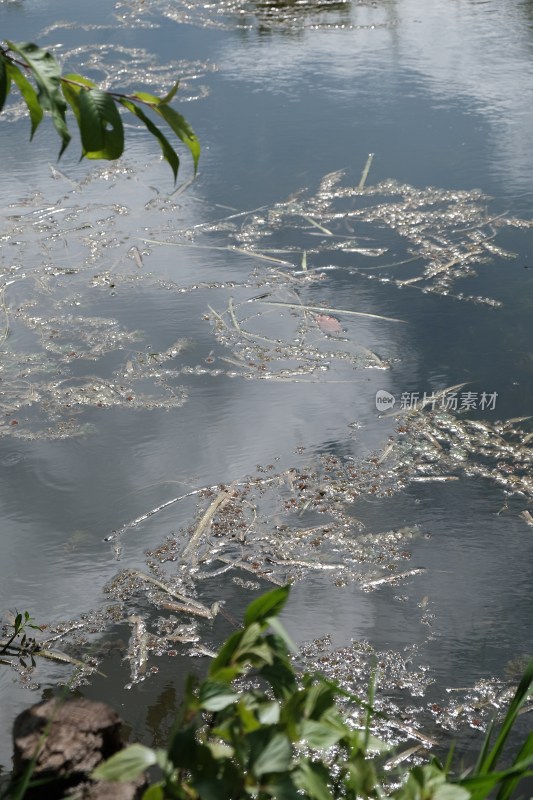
172, 170, 532, 307
519, 510, 533, 527
125, 615, 149, 687
314, 313, 343, 335
35, 648, 105, 677
359, 568, 426, 591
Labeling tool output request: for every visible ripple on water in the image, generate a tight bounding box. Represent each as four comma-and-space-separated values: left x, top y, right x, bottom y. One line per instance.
1, 451, 26, 467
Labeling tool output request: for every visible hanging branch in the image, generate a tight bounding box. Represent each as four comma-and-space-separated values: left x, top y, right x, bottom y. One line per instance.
0, 40, 200, 181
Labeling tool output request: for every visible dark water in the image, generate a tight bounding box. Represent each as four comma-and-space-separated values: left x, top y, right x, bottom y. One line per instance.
1, 0, 533, 771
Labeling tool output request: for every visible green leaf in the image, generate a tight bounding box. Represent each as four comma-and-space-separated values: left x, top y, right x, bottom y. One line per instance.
119, 98, 179, 182
367, 733, 390, 754
91, 743, 157, 782
303, 681, 337, 720
160, 80, 180, 105
0, 57, 11, 114
236, 698, 262, 733
248, 730, 292, 777
432, 786, 472, 800
77, 88, 124, 159
299, 719, 345, 750
207, 664, 242, 683
62, 75, 123, 160
268, 615, 298, 654
199, 681, 239, 712
154, 748, 172, 774
7, 41, 70, 156
345, 752, 380, 798
132, 90, 163, 105
395, 764, 470, 800
193, 775, 238, 800
260, 658, 298, 700
155, 104, 200, 174
61, 81, 83, 127
476, 657, 533, 775
234, 622, 262, 657
62, 73, 97, 90
206, 742, 235, 760
258, 700, 281, 725
238, 642, 275, 666
167, 726, 200, 769
169, 672, 199, 731
244, 586, 291, 626
262, 775, 302, 800
142, 784, 165, 800
294, 760, 334, 800
209, 629, 244, 678
497, 730, 533, 800
459, 756, 533, 800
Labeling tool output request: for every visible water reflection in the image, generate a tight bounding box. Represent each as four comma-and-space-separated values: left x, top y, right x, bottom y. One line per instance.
243, 0, 353, 34
216, 0, 533, 194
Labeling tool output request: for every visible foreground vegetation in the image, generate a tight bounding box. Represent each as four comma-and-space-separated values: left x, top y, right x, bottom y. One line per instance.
4, 587, 532, 799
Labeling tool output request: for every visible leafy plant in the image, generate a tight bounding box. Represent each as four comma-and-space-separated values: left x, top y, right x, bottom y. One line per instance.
90, 586, 533, 800
0, 40, 200, 180
0, 611, 42, 669
3, 590, 533, 798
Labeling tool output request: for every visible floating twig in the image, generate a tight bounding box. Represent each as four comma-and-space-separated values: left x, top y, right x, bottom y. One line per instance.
105, 486, 221, 541
249, 300, 407, 324
267, 557, 341, 571
35, 649, 106, 676
360, 568, 425, 590
387, 720, 438, 748
232, 247, 293, 266
125, 615, 148, 684
128, 569, 212, 615
410, 476, 459, 483
301, 215, 333, 236
377, 443, 395, 464
191, 644, 218, 658
519, 510, 533, 527
216, 557, 285, 586
182, 487, 235, 562
227, 298, 241, 334
357, 153, 374, 191
155, 600, 216, 620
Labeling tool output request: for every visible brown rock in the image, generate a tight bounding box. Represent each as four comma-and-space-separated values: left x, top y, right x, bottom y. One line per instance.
11, 698, 145, 799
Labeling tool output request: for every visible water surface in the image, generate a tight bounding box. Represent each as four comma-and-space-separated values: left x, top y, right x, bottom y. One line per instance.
1, 0, 533, 771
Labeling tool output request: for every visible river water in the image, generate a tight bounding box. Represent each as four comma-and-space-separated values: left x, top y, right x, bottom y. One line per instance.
1, 0, 533, 774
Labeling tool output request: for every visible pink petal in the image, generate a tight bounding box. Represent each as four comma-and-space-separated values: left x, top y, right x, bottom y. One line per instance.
314, 313, 342, 335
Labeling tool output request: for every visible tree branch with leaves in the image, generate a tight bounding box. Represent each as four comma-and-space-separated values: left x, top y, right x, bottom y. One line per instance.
0, 40, 200, 180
